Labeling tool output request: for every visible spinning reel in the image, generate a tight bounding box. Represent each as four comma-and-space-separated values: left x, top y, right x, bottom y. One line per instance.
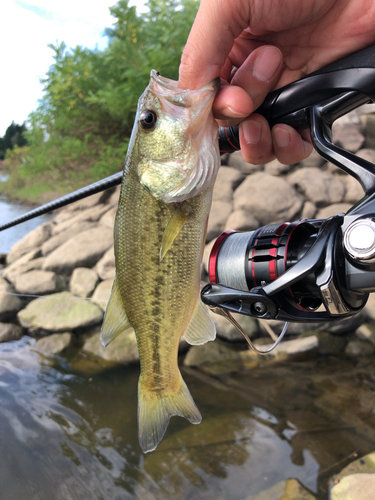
202, 44, 375, 328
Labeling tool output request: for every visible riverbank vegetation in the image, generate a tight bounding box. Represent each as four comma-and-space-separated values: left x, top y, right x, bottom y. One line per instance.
1, 0, 198, 203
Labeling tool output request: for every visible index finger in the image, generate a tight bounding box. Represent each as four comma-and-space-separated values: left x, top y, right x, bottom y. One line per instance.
178, 0, 250, 89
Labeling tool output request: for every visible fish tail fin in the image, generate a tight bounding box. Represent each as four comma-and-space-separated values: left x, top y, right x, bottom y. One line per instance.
138, 372, 202, 453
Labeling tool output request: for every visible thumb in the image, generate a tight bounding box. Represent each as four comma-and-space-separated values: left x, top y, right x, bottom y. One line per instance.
179, 0, 250, 89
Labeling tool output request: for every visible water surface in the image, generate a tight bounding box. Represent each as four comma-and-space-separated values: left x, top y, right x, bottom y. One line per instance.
0, 337, 374, 499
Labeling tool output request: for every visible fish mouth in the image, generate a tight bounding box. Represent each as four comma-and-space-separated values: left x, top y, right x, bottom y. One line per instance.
149, 70, 220, 108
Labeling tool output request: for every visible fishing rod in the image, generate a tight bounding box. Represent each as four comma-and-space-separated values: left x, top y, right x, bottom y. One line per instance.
3, 44, 375, 330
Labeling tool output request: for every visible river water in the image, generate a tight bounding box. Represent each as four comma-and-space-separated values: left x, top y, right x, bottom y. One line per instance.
0, 195, 52, 254
0, 335, 375, 500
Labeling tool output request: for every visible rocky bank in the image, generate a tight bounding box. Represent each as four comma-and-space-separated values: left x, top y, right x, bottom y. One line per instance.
1, 104, 375, 379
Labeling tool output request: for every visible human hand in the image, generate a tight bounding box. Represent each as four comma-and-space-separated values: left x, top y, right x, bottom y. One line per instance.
179, 0, 375, 165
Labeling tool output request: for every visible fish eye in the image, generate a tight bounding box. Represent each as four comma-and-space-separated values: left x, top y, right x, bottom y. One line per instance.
140, 109, 158, 130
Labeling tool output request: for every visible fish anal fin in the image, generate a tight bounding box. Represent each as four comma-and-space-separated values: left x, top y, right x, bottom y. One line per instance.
138, 372, 201, 453
183, 298, 216, 345
160, 206, 189, 262
101, 278, 133, 347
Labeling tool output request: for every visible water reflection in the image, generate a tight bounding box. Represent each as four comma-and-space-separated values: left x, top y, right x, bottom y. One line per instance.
0, 338, 374, 499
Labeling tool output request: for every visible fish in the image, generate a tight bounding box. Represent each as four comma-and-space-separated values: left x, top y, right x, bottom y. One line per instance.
101, 70, 221, 453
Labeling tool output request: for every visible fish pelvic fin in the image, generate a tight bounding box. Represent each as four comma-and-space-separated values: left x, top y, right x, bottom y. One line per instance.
138, 372, 202, 453
101, 277, 134, 347
160, 206, 189, 262
182, 297, 216, 345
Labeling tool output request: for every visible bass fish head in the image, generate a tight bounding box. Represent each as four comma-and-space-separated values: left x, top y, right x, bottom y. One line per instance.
133, 70, 220, 203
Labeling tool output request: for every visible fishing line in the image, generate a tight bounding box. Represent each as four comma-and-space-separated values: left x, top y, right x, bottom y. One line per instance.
0, 290, 108, 303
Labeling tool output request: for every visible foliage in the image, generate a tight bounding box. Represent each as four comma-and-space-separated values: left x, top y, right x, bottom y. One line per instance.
4, 0, 198, 201
0, 122, 27, 160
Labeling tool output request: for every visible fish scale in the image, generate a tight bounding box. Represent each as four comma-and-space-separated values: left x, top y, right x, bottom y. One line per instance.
101, 70, 220, 453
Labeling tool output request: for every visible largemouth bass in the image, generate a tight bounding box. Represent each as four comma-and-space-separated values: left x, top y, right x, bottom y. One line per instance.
101, 70, 220, 453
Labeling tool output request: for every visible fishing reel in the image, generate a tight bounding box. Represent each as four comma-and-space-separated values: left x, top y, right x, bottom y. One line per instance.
202, 43, 375, 325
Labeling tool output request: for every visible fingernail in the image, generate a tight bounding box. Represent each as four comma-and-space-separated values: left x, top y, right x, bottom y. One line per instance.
252, 47, 281, 82
242, 120, 262, 145
273, 127, 291, 149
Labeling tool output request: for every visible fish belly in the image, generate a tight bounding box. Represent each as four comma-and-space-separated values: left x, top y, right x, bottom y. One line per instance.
115, 169, 212, 452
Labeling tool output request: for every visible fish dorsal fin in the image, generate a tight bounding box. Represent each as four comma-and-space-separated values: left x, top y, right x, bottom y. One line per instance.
182, 298, 216, 345
101, 278, 134, 347
160, 206, 189, 262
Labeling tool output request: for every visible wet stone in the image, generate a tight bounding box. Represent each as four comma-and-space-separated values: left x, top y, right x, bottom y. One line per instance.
0, 323, 24, 343
82, 329, 139, 364
330, 474, 375, 500
0, 277, 23, 322
248, 478, 317, 500
345, 340, 375, 357
33, 332, 72, 355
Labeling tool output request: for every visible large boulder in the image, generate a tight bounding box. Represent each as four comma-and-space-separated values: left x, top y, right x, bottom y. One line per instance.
316, 203, 352, 219
212, 167, 245, 202
224, 209, 259, 232
95, 246, 115, 281
42, 226, 113, 274
3, 256, 46, 284
33, 332, 72, 355
52, 204, 110, 235
6, 223, 52, 264
13, 270, 65, 296
41, 221, 98, 256
70, 267, 99, 298
92, 279, 114, 311
0, 277, 23, 322
82, 328, 139, 364
233, 173, 303, 226
18, 291, 103, 335
227, 151, 264, 174
288, 167, 345, 206
0, 322, 24, 342
206, 200, 233, 241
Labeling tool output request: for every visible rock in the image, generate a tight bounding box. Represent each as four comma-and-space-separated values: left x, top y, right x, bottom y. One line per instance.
107, 186, 121, 206
264, 159, 292, 176
295, 148, 326, 169
0, 277, 23, 322
41, 221, 98, 256
202, 240, 216, 275
248, 478, 317, 500
82, 328, 139, 364
334, 450, 375, 480
356, 147, 375, 164
0, 323, 24, 342
95, 246, 115, 281
3, 249, 42, 282
224, 209, 259, 232
99, 206, 117, 228
288, 167, 345, 206
52, 204, 110, 235
206, 200, 233, 241
356, 323, 375, 346
14, 270, 66, 295
324, 310, 367, 335
345, 339, 375, 357
6, 223, 52, 264
70, 267, 99, 298
300, 331, 346, 356
233, 173, 303, 226
183, 336, 318, 374
43, 226, 113, 274
365, 293, 375, 323
362, 114, 375, 149
315, 203, 352, 219
18, 291, 103, 335
212, 166, 245, 202
210, 310, 259, 342
332, 122, 365, 152
343, 175, 365, 204
301, 201, 316, 219
331, 474, 375, 500
62, 189, 114, 212
33, 332, 72, 355
227, 151, 264, 174
92, 279, 114, 311
3, 256, 46, 284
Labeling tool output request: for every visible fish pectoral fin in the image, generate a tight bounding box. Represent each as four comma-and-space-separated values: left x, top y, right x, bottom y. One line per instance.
101, 278, 134, 347
160, 206, 189, 262
138, 372, 201, 453
182, 298, 216, 345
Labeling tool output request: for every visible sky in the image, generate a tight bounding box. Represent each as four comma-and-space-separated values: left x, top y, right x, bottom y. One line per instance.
0, 0, 146, 136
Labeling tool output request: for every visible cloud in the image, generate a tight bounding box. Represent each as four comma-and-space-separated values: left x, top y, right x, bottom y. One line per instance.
0, 0, 146, 136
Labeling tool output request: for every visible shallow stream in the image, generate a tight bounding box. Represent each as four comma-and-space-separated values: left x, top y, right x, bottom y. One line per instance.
0, 336, 374, 499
